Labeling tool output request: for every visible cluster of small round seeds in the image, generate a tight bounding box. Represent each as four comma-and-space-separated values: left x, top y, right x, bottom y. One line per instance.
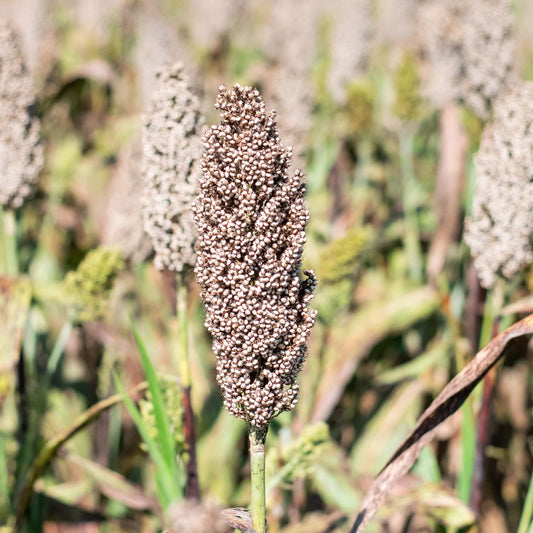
419, 0, 515, 118
0, 20, 43, 209
194, 85, 317, 431
465, 82, 533, 289
141, 63, 204, 272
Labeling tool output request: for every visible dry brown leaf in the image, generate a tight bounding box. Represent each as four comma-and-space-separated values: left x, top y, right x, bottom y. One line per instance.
350, 313, 533, 532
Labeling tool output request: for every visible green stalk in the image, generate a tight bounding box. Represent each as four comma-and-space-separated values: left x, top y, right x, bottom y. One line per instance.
46, 322, 73, 377
353, 136, 372, 228
249, 427, 267, 533
518, 470, 533, 533
176, 281, 191, 387
399, 127, 423, 283
176, 275, 200, 499
0, 207, 18, 274
0, 434, 8, 521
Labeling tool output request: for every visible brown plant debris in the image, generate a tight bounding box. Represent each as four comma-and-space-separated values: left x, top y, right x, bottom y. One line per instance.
351, 313, 533, 532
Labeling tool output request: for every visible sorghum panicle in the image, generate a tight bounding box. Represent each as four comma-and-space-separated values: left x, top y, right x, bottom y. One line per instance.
0, 20, 43, 209
142, 63, 204, 273
419, 0, 515, 117
465, 82, 533, 288
194, 85, 317, 431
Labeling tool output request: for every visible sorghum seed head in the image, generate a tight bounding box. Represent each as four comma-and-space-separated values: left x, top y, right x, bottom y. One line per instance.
465, 81, 533, 288
0, 20, 43, 209
141, 63, 204, 273
194, 84, 317, 431
418, 0, 516, 118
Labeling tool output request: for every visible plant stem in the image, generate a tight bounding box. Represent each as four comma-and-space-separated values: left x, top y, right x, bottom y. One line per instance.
518, 469, 533, 533
46, 322, 73, 377
176, 276, 200, 499
177, 282, 191, 387
0, 435, 8, 522
249, 427, 267, 533
0, 207, 18, 274
470, 283, 504, 513
399, 126, 423, 283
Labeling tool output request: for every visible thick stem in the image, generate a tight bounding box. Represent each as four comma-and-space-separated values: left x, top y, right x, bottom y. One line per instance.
183, 386, 200, 500
517, 469, 533, 533
249, 427, 267, 533
177, 282, 191, 387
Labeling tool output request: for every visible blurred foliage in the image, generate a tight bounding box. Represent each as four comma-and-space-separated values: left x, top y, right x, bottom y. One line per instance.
63, 246, 125, 321
393, 52, 423, 123
317, 227, 372, 284
139, 378, 185, 454
461, 106, 484, 149
345, 81, 375, 136
266, 422, 331, 490
0, 0, 532, 532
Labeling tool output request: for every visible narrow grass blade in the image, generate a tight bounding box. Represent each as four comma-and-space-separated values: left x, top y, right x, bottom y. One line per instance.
46, 322, 73, 377
130, 320, 183, 491
518, 470, 533, 533
113, 373, 178, 509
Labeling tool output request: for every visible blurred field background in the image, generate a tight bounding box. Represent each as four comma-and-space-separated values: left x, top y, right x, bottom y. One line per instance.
1, 0, 533, 531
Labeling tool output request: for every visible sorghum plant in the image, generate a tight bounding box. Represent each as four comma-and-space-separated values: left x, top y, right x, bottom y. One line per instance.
0, 20, 43, 210
142, 62, 205, 499
0, 20, 43, 274
465, 81, 533, 290
194, 84, 317, 532
463, 81, 533, 511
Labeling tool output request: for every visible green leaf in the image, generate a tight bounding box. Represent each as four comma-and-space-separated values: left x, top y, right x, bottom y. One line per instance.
375, 336, 449, 385
0, 275, 32, 401
131, 321, 183, 487
113, 373, 181, 509
312, 444, 361, 512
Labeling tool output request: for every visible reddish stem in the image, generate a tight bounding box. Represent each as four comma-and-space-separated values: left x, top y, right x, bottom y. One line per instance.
182, 386, 200, 500
470, 317, 500, 513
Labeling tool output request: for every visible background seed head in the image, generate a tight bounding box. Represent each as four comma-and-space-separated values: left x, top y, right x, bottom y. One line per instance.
465, 81, 533, 289
418, 0, 516, 118
142, 63, 204, 273
0, 20, 43, 209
